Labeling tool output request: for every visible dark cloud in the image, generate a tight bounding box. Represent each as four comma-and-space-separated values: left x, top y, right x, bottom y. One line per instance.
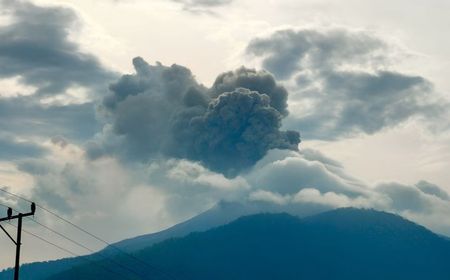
172, 0, 232, 13
51, 136, 69, 148
375, 183, 432, 213
247, 29, 388, 80
0, 134, 47, 160
173, 88, 299, 175
247, 28, 447, 139
0, 0, 114, 163
211, 67, 289, 116
0, 0, 115, 97
416, 180, 449, 201
89, 57, 300, 177
286, 70, 437, 139
16, 158, 52, 176
0, 96, 100, 142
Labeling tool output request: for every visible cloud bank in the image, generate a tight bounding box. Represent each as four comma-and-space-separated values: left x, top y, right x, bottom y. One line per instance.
0, 0, 115, 164
17, 141, 450, 239
245, 149, 450, 234
246, 28, 448, 140
0, 0, 115, 97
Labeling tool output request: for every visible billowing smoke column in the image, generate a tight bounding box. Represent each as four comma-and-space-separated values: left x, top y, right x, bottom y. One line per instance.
211, 67, 289, 116
94, 57, 300, 177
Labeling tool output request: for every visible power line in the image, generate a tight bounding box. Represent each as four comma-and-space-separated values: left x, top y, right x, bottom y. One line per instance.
0, 201, 13, 210
0, 188, 34, 205
3, 222, 135, 280
29, 218, 151, 280
0, 187, 178, 280
6, 221, 84, 259
2, 204, 143, 279
0, 200, 20, 211
0, 194, 150, 280
30, 218, 95, 253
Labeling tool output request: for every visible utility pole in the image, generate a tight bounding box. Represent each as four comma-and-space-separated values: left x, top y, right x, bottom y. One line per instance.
0, 202, 36, 280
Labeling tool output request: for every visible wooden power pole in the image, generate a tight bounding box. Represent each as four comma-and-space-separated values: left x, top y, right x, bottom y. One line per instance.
0, 203, 36, 280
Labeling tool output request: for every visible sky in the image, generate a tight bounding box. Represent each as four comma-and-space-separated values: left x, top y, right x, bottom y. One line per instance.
1, 0, 450, 269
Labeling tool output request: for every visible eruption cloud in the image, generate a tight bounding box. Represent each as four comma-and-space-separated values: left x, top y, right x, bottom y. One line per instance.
88, 57, 300, 177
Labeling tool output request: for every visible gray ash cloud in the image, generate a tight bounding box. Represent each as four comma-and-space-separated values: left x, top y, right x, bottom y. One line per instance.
88, 57, 300, 177
0, 0, 115, 97
246, 28, 447, 140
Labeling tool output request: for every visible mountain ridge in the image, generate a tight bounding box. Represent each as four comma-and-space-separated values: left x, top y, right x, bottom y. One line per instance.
0, 200, 329, 279
49, 208, 450, 280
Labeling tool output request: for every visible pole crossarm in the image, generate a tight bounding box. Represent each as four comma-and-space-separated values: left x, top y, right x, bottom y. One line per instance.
0, 202, 36, 280
0, 211, 34, 222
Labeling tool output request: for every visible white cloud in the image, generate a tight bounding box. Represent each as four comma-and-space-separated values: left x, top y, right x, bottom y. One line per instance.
249, 190, 289, 205
3, 136, 450, 268
0, 76, 37, 97
246, 149, 366, 197
39, 87, 91, 106
163, 159, 249, 191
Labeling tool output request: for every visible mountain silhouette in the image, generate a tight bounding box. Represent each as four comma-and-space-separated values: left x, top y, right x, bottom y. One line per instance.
46, 208, 450, 280
0, 200, 328, 279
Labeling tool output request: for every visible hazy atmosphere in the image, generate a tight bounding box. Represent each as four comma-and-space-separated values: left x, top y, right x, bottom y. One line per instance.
1, 0, 450, 271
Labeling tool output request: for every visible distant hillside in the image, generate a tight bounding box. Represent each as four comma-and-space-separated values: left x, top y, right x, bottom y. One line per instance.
106, 200, 328, 253
48, 208, 450, 280
0, 200, 328, 280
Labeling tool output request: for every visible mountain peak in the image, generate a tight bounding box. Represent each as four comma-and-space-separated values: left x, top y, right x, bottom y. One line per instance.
49, 208, 450, 280
4, 207, 450, 280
